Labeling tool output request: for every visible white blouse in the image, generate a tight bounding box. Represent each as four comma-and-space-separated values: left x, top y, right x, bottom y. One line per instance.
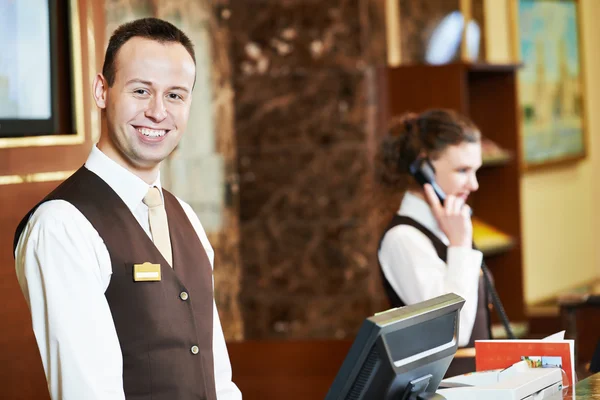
378, 192, 483, 346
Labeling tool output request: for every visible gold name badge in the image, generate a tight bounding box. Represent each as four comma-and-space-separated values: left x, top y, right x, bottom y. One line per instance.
133, 262, 162, 282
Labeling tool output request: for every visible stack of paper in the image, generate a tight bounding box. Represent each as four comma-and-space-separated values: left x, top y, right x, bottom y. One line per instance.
474, 331, 576, 387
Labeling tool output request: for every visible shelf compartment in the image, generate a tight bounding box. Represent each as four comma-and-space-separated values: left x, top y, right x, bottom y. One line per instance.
473, 217, 515, 256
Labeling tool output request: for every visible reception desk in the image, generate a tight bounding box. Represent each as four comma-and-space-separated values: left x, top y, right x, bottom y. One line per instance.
548, 372, 600, 399
228, 340, 600, 400
227, 340, 352, 400
229, 340, 488, 400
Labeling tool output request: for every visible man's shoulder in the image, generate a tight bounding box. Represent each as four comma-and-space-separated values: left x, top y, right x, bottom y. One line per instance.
165, 193, 215, 264
173, 196, 209, 237
22, 199, 95, 240
30, 199, 84, 222
15, 199, 98, 256
171, 193, 193, 213
165, 192, 197, 221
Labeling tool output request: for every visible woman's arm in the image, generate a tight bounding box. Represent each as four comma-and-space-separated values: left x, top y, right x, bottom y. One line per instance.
379, 225, 482, 346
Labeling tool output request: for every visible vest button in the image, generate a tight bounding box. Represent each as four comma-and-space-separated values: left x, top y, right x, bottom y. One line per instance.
180, 291, 189, 301
191, 345, 199, 355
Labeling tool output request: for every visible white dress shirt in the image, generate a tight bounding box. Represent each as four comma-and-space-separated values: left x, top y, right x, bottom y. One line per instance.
14, 146, 242, 400
378, 191, 483, 347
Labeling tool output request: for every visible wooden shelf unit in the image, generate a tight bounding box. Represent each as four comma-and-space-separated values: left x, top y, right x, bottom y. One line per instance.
473, 217, 515, 257
482, 152, 513, 167
377, 62, 526, 322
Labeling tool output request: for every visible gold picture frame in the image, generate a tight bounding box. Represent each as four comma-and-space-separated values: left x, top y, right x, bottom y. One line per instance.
0, 0, 97, 149
510, 0, 588, 171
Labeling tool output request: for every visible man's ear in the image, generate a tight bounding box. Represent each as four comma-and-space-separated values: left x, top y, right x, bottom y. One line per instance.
92, 74, 108, 109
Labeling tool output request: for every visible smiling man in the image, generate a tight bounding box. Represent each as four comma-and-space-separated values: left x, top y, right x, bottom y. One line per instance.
14, 18, 241, 400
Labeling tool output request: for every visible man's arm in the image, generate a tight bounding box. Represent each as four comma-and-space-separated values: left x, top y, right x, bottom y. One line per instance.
15, 200, 125, 400
212, 301, 242, 399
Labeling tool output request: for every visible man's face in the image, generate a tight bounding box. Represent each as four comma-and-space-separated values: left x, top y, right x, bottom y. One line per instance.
96, 37, 196, 171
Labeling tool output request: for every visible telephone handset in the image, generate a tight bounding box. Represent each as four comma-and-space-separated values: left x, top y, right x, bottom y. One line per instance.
409, 157, 447, 204
408, 156, 516, 340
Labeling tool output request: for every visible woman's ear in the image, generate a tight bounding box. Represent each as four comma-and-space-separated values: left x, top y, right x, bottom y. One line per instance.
417, 151, 428, 160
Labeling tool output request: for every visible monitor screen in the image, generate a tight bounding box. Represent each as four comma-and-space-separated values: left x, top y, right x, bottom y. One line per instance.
325, 293, 465, 400
0, 0, 63, 136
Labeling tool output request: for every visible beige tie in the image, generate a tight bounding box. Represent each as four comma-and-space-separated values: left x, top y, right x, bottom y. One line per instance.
143, 186, 173, 267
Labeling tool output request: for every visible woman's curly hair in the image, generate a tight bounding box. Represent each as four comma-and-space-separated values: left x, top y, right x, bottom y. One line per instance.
375, 109, 481, 190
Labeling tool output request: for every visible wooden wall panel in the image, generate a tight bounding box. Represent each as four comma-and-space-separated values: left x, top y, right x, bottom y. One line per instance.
0, 1, 103, 398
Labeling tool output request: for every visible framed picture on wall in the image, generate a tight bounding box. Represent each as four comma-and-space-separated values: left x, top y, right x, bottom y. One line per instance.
0, 0, 73, 138
516, 0, 586, 169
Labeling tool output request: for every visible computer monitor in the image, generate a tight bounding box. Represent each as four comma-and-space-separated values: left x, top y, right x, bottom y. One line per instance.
325, 293, 465, 400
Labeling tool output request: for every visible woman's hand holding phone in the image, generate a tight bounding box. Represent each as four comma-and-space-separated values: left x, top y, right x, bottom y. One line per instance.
424, 184, 473, 248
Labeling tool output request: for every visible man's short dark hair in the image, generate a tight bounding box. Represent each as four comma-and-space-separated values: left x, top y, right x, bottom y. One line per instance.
102, 17, 196, 87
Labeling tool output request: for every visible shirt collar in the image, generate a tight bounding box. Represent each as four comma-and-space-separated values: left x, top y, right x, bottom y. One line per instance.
84, 145, 162, 213
397, 191, 449, 244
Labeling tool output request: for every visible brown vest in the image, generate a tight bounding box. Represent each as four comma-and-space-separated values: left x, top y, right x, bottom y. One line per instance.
14, 167, 217, 400
378, 215, 491, 376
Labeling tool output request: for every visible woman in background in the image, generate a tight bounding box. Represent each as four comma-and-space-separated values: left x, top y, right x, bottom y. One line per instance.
377, 109, 490, 375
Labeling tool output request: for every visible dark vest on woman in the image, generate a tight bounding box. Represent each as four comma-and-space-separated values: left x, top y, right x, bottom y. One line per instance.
14, 167, 217, 400
378, 215, 491, 377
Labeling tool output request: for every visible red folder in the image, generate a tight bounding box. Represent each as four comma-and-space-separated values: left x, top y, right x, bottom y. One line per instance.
475, 340, 575, 386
